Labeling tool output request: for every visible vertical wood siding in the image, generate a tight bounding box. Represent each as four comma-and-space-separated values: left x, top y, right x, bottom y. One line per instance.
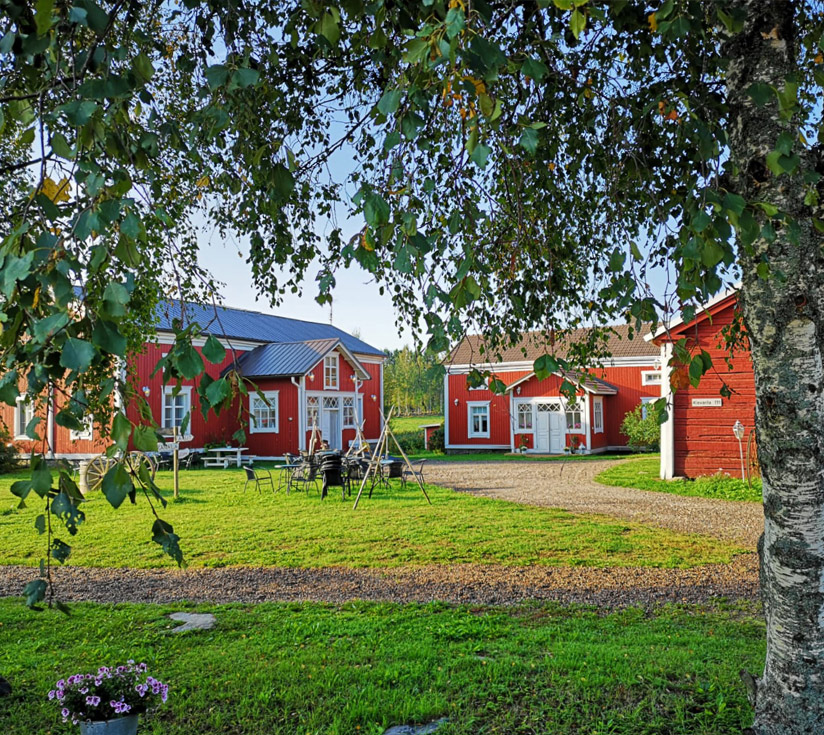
244, 377, 299, 456
670, 304, 755, 478
126, 342, 240, 451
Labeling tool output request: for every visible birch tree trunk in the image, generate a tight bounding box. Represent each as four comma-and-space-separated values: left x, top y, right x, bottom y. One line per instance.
727, 1, 824, 731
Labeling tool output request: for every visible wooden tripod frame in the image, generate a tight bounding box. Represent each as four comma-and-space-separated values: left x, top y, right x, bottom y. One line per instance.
352, 407, 430, 509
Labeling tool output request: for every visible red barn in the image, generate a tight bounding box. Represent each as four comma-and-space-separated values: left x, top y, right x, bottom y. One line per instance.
649, 288, 755, 479
3, 301, 385, 460
445, 326, 661, 454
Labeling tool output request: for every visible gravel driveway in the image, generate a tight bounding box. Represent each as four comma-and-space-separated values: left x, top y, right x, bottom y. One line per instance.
425, 459, 764, 549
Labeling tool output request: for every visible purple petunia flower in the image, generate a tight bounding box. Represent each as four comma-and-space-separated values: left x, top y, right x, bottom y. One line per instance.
86, 695, 101, 707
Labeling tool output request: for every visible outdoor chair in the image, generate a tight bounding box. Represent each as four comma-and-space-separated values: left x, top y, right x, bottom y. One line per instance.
401, 458, 427, 490
243, 465, 275, 494
381, 458, 404, 488
319, 453, 349, 500
290, 457, 320, 494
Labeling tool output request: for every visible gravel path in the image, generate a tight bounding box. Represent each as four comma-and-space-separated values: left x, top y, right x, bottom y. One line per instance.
0, 556, 759, 608
425, 459, 764, 549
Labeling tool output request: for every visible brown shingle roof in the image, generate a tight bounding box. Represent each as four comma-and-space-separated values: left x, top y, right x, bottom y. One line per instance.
447, 324, 658, 366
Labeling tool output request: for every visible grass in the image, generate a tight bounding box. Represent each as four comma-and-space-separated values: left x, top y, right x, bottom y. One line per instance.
0, 468, 744, 569
389, 414, 443, 434
0, 598, 765, 734
596, 457, 763, 503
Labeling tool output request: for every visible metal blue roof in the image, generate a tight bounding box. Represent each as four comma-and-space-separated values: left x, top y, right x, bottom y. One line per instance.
234, 339, 339, 378
155, 300, 385, 357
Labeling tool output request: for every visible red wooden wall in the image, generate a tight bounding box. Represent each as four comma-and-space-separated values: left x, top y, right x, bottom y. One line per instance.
2, 343, 384, 458
447, 364, 659, 450
669, 303, 755, 478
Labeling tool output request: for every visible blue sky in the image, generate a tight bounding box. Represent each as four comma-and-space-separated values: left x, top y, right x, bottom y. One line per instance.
197, 230, 413, 353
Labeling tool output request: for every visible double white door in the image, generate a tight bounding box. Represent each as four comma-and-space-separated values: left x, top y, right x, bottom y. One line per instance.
535, 403, 564, 453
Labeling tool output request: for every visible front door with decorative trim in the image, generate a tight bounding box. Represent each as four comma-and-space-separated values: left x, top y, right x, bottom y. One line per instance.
321, 396, 342, 449
535, 402, 564, 453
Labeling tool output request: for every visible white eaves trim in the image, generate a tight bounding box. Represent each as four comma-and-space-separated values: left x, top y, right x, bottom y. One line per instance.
155, 331, 259, 351
446, 355, 657, 373
645, 283, 740, 342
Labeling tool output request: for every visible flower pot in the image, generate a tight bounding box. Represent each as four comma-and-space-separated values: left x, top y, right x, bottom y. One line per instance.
80, 715, 139, 735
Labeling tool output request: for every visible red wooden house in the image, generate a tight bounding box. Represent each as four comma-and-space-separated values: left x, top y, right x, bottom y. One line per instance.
445, 325, 661, 454
648, 288, 755, 479
3, 301, 386, 460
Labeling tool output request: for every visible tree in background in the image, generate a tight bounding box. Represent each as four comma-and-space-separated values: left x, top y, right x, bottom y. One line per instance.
382, 347, 443, 416
1, 1, 823, 731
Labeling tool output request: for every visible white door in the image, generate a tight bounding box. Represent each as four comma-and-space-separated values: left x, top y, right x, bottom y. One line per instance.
322, 397, 341, 449
549, 410, 564, 453
535, 404, 550, 452
536, 402, 563, 453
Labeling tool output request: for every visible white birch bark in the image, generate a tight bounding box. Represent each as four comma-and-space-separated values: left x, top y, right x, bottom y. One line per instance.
726, 1, 824, 732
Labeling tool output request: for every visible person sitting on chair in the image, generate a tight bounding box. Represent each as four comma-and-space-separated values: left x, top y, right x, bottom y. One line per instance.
320, 440, 330, 451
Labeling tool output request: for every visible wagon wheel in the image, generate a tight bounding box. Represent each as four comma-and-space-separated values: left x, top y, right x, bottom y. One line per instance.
746, 428, 761, 488
125, 451, 156, 482
85, 455, 114, 493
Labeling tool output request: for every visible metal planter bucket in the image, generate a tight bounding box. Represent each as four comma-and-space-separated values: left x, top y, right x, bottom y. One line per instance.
80, 715, 139, 735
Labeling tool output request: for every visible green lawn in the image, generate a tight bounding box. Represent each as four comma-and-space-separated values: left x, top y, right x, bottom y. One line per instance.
0, 468, 743, 569
595, 457, 763, 503
0, 598, 765, 734
389, 414, 443, 434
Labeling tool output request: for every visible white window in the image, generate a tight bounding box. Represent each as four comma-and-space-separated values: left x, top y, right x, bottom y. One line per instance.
642, 370, 662, 386
306, 396, 320, 427
324, 354, 339, 389
593, 397, 604, 434
250, 391, 279, 433
162, 386, 191, 431
69, 414, 94, 442
516, 403, 533, 431
467, 402, 490, 438
641, 396, 656, 420
14, 396, 35, 439
565, 406, 584, 433
343, 396, 364, 428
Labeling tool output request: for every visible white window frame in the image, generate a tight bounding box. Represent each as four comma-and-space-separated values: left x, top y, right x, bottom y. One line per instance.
565, 405, 585, 434
342, 396, 364, 428
324, 354, 339, 390
593, 397, 604, 434
14, 396, 35, 440
69, 414, 94, 442
467, 401, 491, 439
306, 395, 320, 428
642, 370, 662, 386
516, 402, 534, 432
250, 390, 279, 434
640, 396, 656, 420
161, 386, 192, 433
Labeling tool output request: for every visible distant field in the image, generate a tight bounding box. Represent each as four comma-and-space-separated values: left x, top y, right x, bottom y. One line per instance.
389, 414, 443, 434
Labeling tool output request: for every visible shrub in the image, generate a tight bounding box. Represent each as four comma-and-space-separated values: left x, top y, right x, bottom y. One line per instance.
0, 426, 19, 475
391, 429, 427, 454
621, 403, 660, 451
427, 426, 445, 453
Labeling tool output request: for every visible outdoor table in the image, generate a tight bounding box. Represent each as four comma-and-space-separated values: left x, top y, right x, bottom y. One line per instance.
274, 463, 302, 493
203, 447, 249, 468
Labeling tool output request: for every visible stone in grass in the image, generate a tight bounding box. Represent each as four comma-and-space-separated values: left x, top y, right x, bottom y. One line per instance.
383, 718, 449, 735
168, 612, 216, 633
